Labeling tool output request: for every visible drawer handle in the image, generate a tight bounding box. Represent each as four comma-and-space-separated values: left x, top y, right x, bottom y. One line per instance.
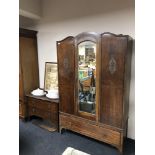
103, 133, 107, 138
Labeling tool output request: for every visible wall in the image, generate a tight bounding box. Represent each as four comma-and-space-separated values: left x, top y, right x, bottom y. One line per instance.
19, 0, 42, 16
25, 0, 135, 139
19, 0, 42, 27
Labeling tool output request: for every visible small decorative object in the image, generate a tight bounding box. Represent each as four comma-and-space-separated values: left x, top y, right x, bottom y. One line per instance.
31, 88, 46, 96
109, 56, 116, 74
44, 62, 58, 91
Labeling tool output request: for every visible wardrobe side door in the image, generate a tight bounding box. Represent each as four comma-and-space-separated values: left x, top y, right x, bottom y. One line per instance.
100, 34, 127, 128
20, 36, 39, 94
57, 37, 75, 114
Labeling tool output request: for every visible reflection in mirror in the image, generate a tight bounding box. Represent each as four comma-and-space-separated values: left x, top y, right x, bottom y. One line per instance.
78, 41, 96, 114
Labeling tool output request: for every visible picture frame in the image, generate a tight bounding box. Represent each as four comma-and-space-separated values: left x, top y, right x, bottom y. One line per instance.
44, 62, 58, 91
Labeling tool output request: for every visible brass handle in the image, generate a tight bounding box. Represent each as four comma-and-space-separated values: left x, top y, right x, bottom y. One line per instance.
103, 133, 107, 138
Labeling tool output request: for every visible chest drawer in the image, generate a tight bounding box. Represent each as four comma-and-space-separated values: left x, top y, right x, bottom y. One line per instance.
28, 97, 57, 112
28, 107, 51, 120
26, 95, 59, 129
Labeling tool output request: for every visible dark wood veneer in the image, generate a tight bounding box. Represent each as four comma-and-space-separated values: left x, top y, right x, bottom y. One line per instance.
19, 28, 39, 119
60, 112, 122, 147
57, 32, 133, 153
19, 28, 37, 38
26, 94, 59, 130
57, 37, 75, 115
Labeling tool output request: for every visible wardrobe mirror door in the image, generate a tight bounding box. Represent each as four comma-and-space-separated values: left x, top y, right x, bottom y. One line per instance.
78, 41, 96, 114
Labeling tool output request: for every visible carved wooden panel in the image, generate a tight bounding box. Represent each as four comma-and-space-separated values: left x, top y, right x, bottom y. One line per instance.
101, 34, 126, 86
59, 85, 75, 114
109, 55, 116, 74
100, 34, 128, 128
100, 85, 123, 128
57, 37, 75, 86
57, 37, 75, 114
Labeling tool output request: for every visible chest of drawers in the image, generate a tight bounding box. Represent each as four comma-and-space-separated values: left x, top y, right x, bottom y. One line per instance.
26, 94, 59, 130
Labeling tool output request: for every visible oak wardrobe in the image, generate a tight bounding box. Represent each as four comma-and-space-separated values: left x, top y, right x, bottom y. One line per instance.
19, 28, 39, 119
57, 32, 133, 153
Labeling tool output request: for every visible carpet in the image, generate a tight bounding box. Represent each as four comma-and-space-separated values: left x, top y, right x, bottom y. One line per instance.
31, 118, 57, 132
20, 120, 135, 155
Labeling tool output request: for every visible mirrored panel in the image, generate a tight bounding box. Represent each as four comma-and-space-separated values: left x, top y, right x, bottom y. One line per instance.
78, 41, 96, 114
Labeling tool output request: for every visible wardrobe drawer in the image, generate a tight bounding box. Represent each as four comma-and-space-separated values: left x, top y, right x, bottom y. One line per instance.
60, 114, 121, 146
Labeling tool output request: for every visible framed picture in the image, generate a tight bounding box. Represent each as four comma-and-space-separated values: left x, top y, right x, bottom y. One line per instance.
44, 62, 58, 91
85, 48, 95, 62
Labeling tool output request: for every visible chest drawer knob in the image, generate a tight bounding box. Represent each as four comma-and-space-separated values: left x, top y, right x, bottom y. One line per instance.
48, 104, 51, 108
103, 133, 107, 138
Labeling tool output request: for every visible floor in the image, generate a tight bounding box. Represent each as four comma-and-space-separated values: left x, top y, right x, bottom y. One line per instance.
19, 120, 135, 155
